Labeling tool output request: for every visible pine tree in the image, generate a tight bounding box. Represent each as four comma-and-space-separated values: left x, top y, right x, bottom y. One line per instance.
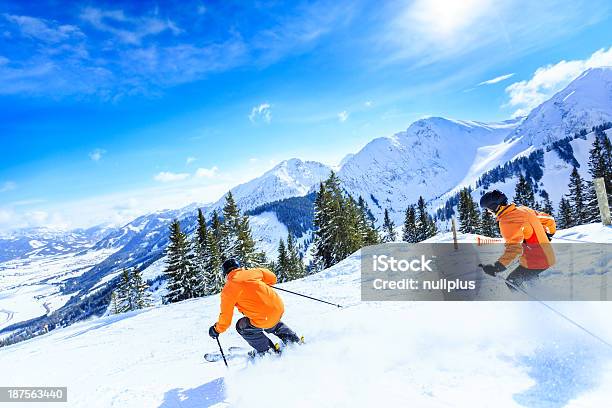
313, 180, 334, 270
539, 191, 554, 215
219, 192, 264, 267
479, 209, 499, 237
588, 130, 612, 211
337, 195, 363, 261
275, 238, 290, 282
210, 210, 223, 247
164, 219, 199, 303
114, 267, 152, 313
204, 226, 224, 295
567, 167, 588, 224
116, 268, 132, 313
286, 233, 305, 280
601, 132, 612, 207
428, 216, 438, 238
457, 188, 480, 234
313, 173, 347, 269
381, 208, 397, 243
312, 172, 365, 270
109, 291, 120, 315
402, 205, 418, 243
357, 196, 379, 245
415, 196, 436, 242
513, 175, 535, 208
236, 215, 258, 266
131, 268, 153, 309
221, 192, 241, 260
557, 197, 573, 229
584, 183, 600, 223
192, 209, 209, 296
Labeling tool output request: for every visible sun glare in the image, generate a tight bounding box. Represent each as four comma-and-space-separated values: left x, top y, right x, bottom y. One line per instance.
405, 0, 494, 39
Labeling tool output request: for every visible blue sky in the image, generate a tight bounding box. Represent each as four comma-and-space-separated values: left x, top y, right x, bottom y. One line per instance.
0, 0, 611, 231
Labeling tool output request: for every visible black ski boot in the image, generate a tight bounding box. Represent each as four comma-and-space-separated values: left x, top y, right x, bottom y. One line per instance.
247, 343, 282, 360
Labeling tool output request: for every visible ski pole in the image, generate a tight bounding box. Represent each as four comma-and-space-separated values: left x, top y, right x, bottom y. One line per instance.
270, 286, 343, 308
216, 337, 228, 367
479, 264, 612, 350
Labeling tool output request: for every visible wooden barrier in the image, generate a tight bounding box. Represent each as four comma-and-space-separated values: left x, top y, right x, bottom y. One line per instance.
475, 235, 505, 246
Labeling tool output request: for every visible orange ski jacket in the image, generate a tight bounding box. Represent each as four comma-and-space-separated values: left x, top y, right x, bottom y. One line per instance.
214, 267, 284, 333
496, 204, 556, 269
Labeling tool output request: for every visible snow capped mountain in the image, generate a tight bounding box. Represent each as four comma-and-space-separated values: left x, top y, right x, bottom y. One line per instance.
432, 128, 609, 223
507, 67, 612, 147
0, 225, 116, 262
211, 158, 332, 212
91, 204, 203, 251
338, 117, 522, 221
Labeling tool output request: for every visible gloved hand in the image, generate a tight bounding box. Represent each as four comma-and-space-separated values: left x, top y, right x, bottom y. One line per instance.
208, 325, 219, 339
480, 261, 506, 276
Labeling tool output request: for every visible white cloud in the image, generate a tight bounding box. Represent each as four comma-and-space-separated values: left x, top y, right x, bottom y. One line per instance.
478, 73, 514, 86
154, 171, 190, 182
194, 166, 219, 179
80, 7, 181, 45
0, 208, 12, 224
0, 208, 69, 231
0, 181, 16, 193
505, 47, 612, 116
186, 156, 197, 165
89, 148, 106, 161
4, 14, 84, 43
249, 103, 272, 124
1, 2, 348, 99
337, 110, 349, 122
364, 101, 373, 107
29, 210, 49, 224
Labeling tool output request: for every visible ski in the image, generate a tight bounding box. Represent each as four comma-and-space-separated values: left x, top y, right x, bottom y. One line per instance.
205, 337, 304, 363
204, 346, 250, 363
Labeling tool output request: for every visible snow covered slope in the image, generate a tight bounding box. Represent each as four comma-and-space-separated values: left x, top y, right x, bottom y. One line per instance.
338, 117, 521, 222
1, 225, 610, 407
210, 158, 331, 212
249, 211, 289, 258
507, 67, 612, 147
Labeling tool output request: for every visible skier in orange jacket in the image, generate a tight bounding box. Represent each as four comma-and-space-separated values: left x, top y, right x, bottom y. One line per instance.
479, 190, 556, 288
208, 259, 301, 356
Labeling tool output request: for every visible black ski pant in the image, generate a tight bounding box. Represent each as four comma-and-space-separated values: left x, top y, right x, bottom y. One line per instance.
236, 317, 300, 353
506, 265, 546, 291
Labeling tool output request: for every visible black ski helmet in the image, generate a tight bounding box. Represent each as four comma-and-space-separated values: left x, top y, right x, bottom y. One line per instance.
222, 258, 241, 276
479, 190, 508, 213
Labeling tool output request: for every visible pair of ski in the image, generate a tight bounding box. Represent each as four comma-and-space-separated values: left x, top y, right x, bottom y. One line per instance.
204, 346, 253, 363
204, 345, 289, 363
205, 341, 301, 363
